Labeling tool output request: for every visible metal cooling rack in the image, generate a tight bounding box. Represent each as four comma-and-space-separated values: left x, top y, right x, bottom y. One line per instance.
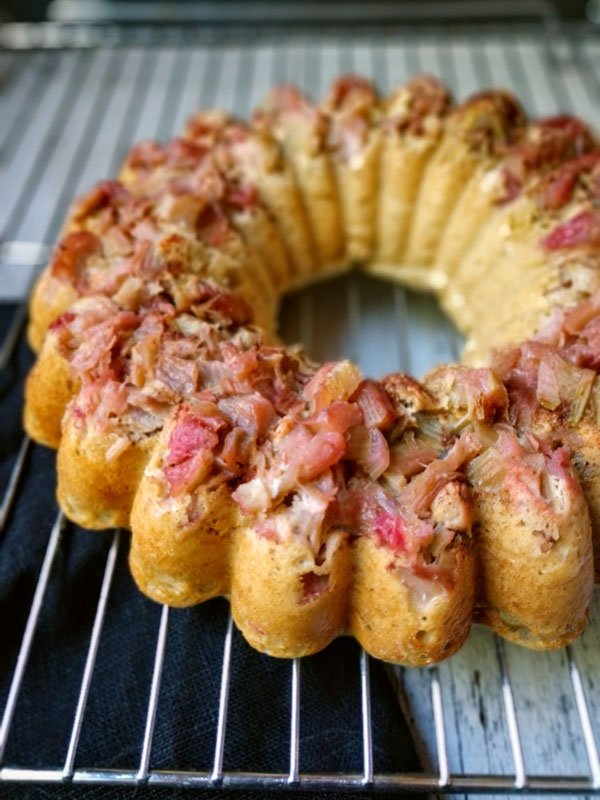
2, 17, 600, 795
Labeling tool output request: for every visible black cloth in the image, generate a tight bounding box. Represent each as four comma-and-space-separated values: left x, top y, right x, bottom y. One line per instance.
0, 303, 421, 799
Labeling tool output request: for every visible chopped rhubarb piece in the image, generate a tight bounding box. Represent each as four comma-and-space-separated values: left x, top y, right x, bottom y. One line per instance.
196, 204, 230, 247
346, 425, 390, 479
351, 380, 397, 429
164, 406, 225, 495
227, 183, 258, 209
328, 75, 377, 111
49, 231, 101, 283
218, 393, 277, 438
304, 361, 362, 411
281, 427, 346, 483
374, 509, 407, 552
49, 311, 76, 332
542, 210, 600, 251
401, 432, 481, 516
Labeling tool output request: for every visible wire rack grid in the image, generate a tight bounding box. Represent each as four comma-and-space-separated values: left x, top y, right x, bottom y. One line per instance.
2, 20, 600, 796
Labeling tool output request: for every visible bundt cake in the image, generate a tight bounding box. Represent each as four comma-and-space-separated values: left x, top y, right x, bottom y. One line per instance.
23, 74, 600, 666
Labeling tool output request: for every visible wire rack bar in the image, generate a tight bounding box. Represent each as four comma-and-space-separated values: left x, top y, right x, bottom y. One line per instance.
62, 531, 121, 779
0, 512, 65, 762
0, 7, 572, 52
392, 286, 411, 372
0, 54, 46, 155
0, 304, 27, 372
359, 648, 373, 785
430, 667, 449, 788
0, 437, 30, 534
0, 241, 53, 370
288, 658, 301, 784
211, 613, 234, 783
567, 645, 600, 789
0, 51, 88, 244
0, 242, 52, 267
47, 0, 561, 24
2, 764, 598, 793
496, 639, 526, 789
137, 605, 170, 782
346, 277, 361, 364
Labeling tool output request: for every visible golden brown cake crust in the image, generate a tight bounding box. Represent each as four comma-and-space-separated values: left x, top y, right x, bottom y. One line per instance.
231, 527, 353, 659
56, 415, 157, 530
472, 465, 593, 648
129, 468, 234, 607
23, 75, 600, 665
24, 337, 74, 448
349, 536, 476, 666
254, 85, 345, 273
28, 275, 79, 352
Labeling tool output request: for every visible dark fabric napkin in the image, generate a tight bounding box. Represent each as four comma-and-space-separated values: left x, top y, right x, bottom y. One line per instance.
0, 303, 421, 799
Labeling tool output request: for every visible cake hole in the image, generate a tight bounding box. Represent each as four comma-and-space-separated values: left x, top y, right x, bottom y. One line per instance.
415, 628, 437, 645
278, 271, 463, 376
300, 571, 329, 604
314, 542, 328, 567
282, 491, 296, 507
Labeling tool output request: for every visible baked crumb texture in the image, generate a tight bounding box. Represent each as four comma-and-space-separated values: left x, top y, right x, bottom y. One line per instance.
24, 75, 600, 664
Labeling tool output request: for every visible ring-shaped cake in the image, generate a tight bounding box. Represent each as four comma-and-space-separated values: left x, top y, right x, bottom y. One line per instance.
23, 75, 600, 665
